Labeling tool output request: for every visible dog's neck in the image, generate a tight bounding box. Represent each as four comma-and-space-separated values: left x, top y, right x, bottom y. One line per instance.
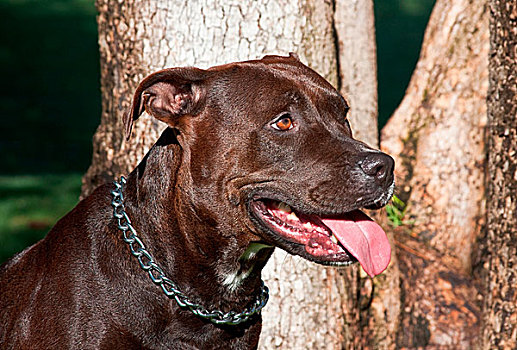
121, 129, 273, 313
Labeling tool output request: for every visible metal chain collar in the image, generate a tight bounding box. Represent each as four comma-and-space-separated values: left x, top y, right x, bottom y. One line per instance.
110, 176, 269, 326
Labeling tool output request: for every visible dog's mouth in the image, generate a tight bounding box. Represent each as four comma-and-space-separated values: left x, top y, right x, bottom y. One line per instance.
249, 199, 391, 277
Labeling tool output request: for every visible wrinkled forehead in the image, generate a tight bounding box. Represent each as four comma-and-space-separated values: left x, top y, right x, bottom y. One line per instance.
206, 60, 349, 121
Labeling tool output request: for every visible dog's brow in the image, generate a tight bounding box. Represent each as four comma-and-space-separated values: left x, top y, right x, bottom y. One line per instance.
285, 90, 303, 102
288, 73, 348, 113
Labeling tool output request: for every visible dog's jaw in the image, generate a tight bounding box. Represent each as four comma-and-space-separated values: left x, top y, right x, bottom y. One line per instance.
247, 195, 392, 277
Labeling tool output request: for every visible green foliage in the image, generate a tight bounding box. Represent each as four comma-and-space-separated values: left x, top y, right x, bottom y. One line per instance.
0, 174, 81, 263
0, 0, 100, 174
385, 194, 412, 228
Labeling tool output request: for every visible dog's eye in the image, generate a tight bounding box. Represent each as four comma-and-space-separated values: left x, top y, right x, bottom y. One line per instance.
271, 114, 293, 131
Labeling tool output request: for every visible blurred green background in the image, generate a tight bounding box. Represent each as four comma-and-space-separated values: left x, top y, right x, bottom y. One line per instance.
0, 0, 435, 263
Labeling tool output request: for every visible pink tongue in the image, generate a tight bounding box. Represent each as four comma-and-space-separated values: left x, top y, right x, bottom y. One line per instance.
321, 211, 391, 277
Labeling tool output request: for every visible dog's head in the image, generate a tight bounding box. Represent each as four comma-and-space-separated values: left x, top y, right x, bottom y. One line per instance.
126, 54, 394, 277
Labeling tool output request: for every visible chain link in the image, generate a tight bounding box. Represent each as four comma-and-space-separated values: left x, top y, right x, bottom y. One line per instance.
111, 176, 269, 326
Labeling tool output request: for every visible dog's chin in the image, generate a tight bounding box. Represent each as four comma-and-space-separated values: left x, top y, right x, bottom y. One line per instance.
363, 182, 395, 210
247, 193, 393, 275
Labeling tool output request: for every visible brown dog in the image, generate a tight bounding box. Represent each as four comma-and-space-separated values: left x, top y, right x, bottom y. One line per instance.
0, 54, 394, 349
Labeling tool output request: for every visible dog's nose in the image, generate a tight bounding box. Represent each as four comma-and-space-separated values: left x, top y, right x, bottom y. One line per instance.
359, 152, 394, 186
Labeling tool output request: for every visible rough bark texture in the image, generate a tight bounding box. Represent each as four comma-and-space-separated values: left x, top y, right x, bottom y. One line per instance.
335, 4, 402, 348
482, 0, 517, 348
335, 0, 378, 146
334, 0, 379, 146
84, 1, 379, 348
381, 0, 489, 348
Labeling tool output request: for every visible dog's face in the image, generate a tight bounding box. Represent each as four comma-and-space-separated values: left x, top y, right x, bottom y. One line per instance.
126, 54, 394, 277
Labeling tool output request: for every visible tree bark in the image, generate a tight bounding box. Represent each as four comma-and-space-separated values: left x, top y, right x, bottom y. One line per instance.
381, 0, 489, 348
334, 2, 403, 349
335, 0, 378, 146
482, 0, 517, 348
84, 1, 380, 348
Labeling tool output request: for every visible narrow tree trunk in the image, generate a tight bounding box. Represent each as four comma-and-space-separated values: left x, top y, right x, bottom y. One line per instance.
335, 0, 378, 147
482, 0, 517, 348
84, 1, 380, 348
334, 2, 402, 349
381, 0, 489, 348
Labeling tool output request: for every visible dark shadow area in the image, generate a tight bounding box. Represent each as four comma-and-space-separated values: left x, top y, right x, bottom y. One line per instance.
375, 0, 436, 129
0, 0, 100, 174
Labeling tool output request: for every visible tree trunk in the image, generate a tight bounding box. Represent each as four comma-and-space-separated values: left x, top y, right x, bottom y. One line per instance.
334, 2, 403, 349
335, 0, 378, 147
381, 0, 489, 348
482, 0, 517, 348
84, 1, 379, 348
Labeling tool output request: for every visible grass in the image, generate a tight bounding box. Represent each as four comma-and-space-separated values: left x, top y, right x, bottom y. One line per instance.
0, 174, 82, 263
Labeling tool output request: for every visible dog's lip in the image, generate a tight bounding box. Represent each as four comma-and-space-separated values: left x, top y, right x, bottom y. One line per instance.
248, 192, 387, 217
248, 198, 356, 266
247, 196, 392, 276
248, 192, 360, 216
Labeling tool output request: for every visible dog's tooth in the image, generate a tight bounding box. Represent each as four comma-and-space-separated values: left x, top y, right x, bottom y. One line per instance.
302, 222, 313, 230
330, 234, 338, 245
287, 212, 299, 221
359, 266, 368, 279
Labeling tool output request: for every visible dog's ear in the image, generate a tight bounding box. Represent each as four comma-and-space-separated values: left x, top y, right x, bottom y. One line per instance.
288, 52, 300, 61
124, 67, 211, 141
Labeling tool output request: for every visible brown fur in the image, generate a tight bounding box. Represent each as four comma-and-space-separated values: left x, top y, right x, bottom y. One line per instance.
0, 55, 393, 349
